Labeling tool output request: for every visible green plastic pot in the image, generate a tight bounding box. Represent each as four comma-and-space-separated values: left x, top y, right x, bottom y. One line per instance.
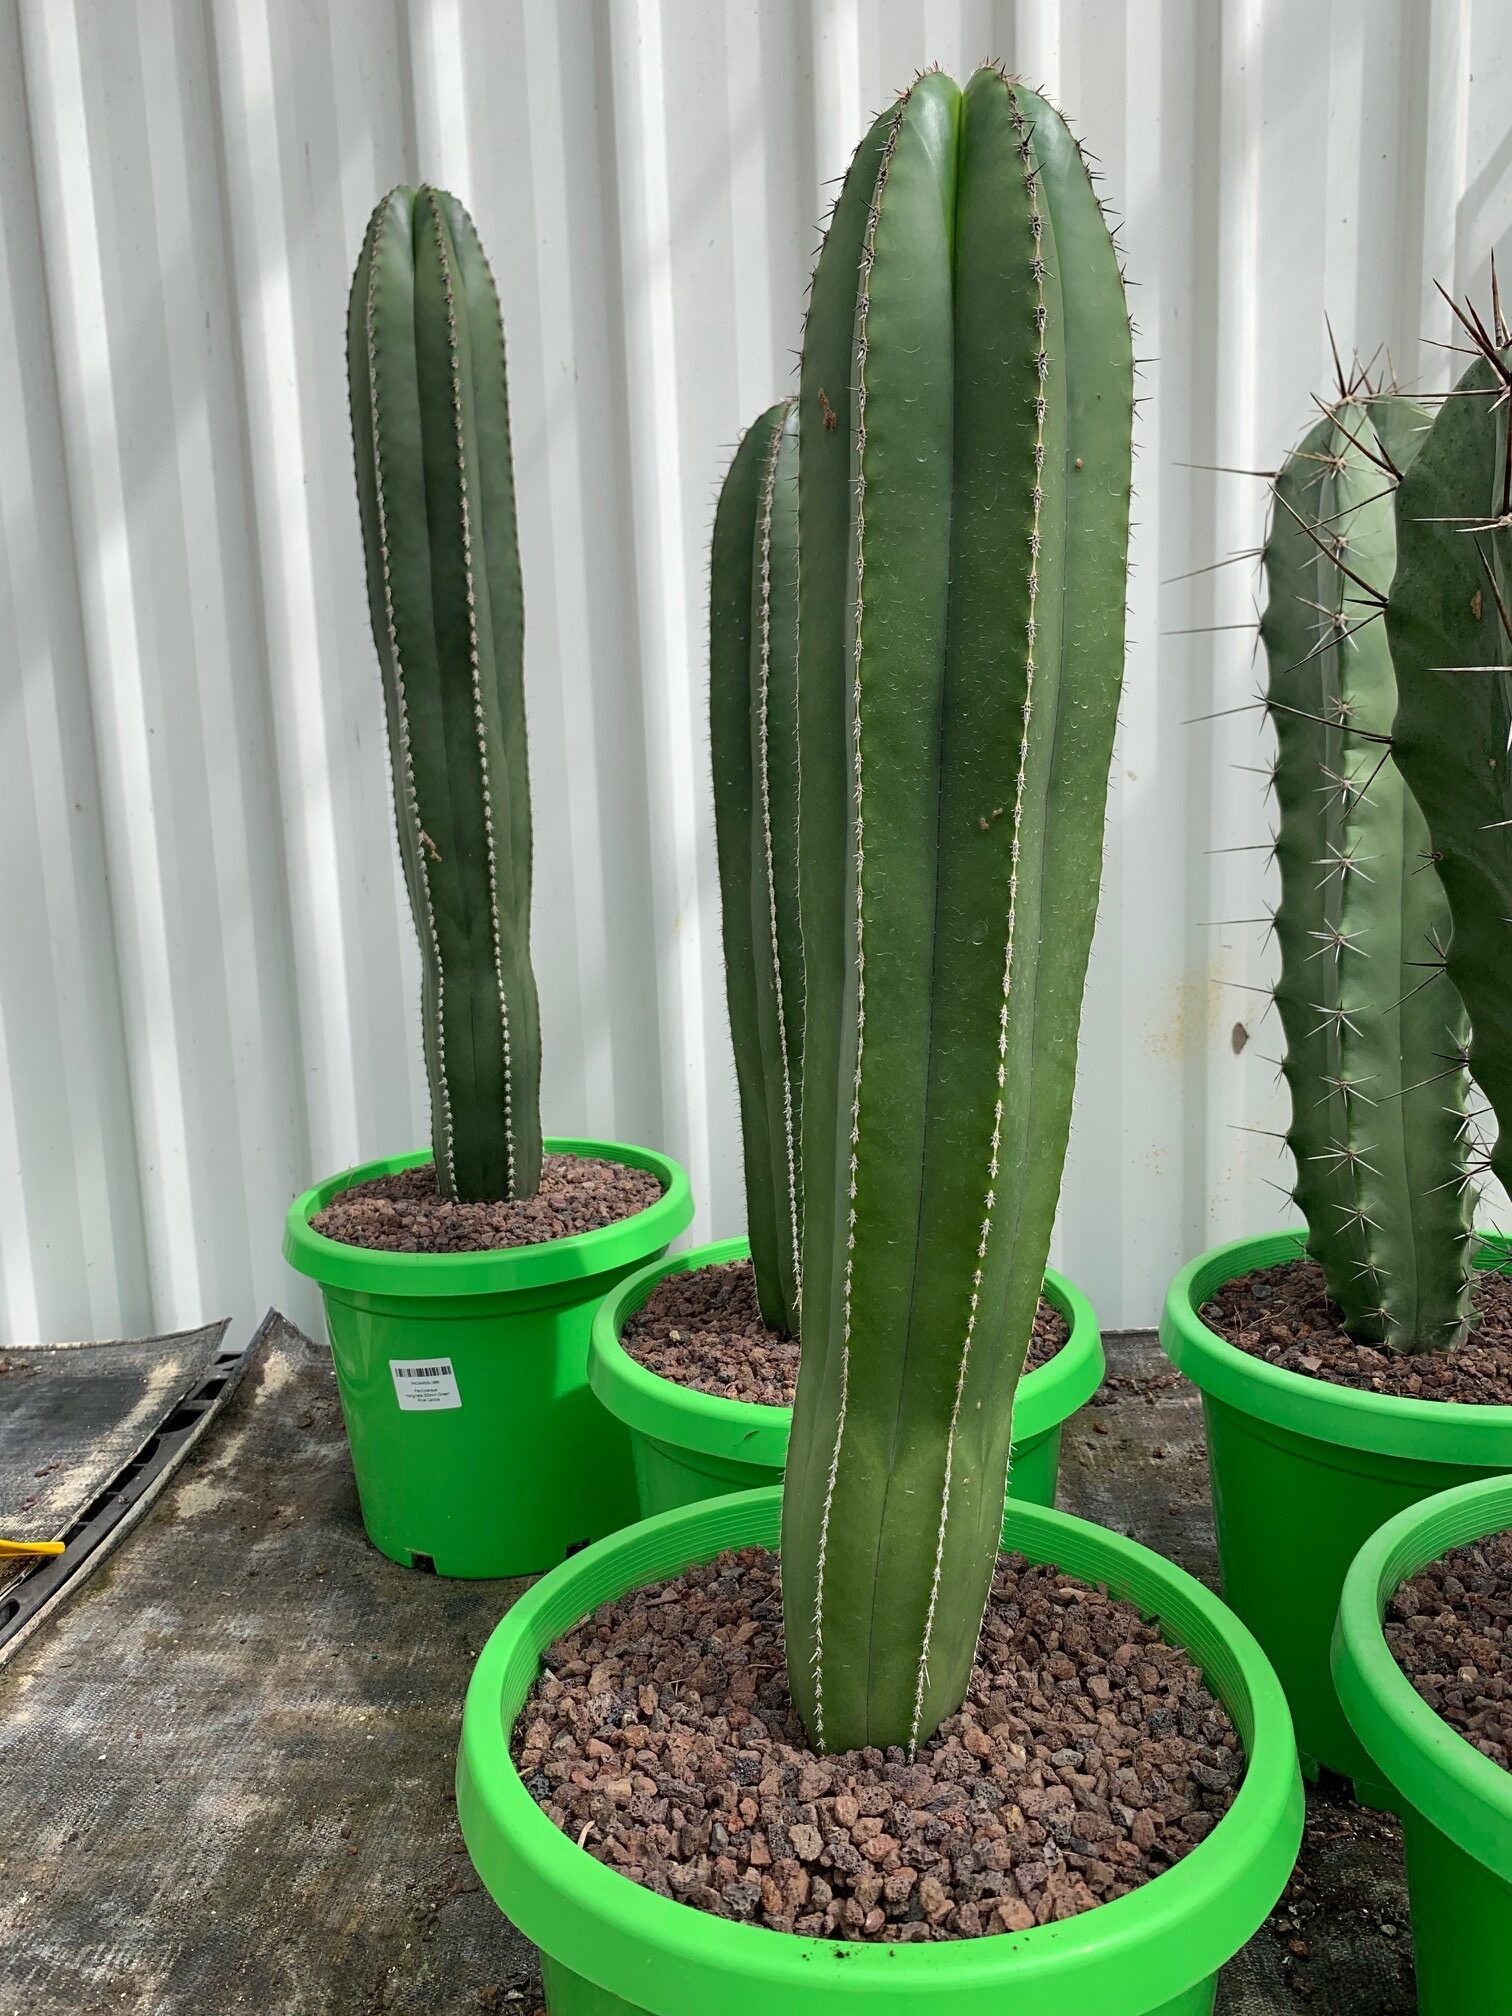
1161, 1229, 1512, 1793
589, 1239, 1103, 1520
283, 1137, 692, 1578
1333, 1473, 1512, 2016
457, 1485, 1302, 2016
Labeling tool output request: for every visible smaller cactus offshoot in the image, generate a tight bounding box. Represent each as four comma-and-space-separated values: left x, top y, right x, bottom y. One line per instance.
709, 400, 803, 1337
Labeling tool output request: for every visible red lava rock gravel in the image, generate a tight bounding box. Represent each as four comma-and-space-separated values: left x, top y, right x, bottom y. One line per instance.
514, 1545, 1242, 1943
1387, 1527, 1512, 1772
623, 1259, 1068, 1407
1202, 1259, 1512, 1403
310, 1154, 663, 1254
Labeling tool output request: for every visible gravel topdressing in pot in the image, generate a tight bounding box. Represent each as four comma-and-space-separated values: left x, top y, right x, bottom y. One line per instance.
1200, 1259, 1512, 1404
513, 1543, 1241, 1944
310, 1154, 665, 1253
1385, 1527, 1512, 1771
621, 1259, 1068, 1409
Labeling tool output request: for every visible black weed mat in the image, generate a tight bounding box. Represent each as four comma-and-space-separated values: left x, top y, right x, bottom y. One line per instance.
0, 1321, 1411, 2014
1, 1320, 250, 1662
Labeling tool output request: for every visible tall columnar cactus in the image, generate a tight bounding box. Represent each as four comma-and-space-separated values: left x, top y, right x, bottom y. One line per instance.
779, 68, 1132, 1755
1387, 292, 1512, 1204
1262, 390, 1474, 1350
348, 186, 542, 1203
709, 400, 803, 1336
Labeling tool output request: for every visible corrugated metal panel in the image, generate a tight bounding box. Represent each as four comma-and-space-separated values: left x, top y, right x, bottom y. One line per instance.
3, 0, 1510, 1343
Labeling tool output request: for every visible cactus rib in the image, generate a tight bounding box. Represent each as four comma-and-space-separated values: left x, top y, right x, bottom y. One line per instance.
430, 201, 518, 1196
910, 85, 1050, 1752
754, 410, 804, 1315
357, 194, 456, 1189
818, 94, 908, 1753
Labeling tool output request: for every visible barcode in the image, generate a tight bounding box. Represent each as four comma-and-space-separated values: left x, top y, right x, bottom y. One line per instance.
389, 1356, 461, 1411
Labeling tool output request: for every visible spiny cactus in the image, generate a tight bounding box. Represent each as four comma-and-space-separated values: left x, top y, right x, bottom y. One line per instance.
709, 399, 803, 1335
779, 68, 1132, 1755
1261, 383, 1474, 1350
348, 186, 542, 1202
1388, 286, 1512, 1206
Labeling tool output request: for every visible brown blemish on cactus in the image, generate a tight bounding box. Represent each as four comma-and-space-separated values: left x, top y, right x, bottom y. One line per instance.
818, 387, 839, 432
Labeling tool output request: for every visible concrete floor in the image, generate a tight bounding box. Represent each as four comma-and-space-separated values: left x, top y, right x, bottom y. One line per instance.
0, 1321, 1413, 2014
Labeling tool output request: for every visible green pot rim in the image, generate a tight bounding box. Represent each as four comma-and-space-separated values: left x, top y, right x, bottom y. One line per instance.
1333, 1472, 1512, 1881
283, 1138, 694, 1298
1159, 1230, 1512, 1464
456, 1487, 1302, 2015
588, 1241, 1103, 1469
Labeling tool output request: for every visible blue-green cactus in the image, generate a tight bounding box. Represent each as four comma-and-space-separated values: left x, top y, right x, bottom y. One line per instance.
347, 186, 542, 1202
776, 68, 1132, 1754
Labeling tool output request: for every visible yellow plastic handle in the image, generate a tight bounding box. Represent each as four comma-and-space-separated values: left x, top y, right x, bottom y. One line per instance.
0, 1537, 66, 1558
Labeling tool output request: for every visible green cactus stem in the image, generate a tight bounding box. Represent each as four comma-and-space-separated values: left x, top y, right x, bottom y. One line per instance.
1388, 288, 1512, 1206
1262, 386, 1473, 1350
347, 186, 542, 1202
780, 68, 1132, 1755
709, 398, 803, 1335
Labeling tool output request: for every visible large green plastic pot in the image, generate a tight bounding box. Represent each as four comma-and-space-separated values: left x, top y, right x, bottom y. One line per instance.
457, 1485, 1303, 2016
1161, 1229, 1512, 1793
589, 1238, 1103, 1520
1333, 1473, 1512, 2015
284, 1138, 692, 1578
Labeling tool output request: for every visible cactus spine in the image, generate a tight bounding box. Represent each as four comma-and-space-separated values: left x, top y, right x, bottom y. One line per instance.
348, 186, 542, 1202
709, 399, 803, 1335
779, 69, 1132, 1755
1387, 291, 1512, 1205
1262, 388, 1474, 1349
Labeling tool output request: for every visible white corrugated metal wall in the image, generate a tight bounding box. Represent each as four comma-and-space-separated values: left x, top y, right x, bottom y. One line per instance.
3, 0, 1510, 1345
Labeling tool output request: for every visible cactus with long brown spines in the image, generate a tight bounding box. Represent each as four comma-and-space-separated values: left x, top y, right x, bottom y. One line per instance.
1261, 380, 1475, 1350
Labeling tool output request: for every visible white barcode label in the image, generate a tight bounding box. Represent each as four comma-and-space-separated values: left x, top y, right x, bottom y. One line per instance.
389, 1357, 462, 1411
